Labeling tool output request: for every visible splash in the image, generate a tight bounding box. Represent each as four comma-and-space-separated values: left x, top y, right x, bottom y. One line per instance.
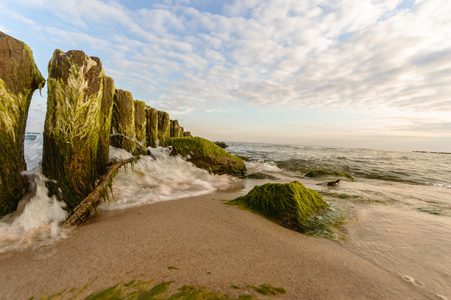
0, 170, 68, 253
100, 146, 240, 210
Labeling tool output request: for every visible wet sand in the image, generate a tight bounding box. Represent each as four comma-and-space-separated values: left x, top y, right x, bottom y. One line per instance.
0, 191, 430, 299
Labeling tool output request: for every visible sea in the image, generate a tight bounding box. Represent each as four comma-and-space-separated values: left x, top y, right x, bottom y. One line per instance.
1, 135, 450, 299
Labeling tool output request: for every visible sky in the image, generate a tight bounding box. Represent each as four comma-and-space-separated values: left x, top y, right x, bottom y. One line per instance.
1, 0, 450, 151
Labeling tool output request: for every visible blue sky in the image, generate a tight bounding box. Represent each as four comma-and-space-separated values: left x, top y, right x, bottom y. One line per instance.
1, 0, 450, 151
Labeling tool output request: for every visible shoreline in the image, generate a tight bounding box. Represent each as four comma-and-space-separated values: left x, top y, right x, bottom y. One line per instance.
0, 190, 430, 299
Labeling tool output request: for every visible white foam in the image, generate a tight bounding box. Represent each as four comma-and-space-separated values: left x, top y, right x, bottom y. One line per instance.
101, 146, 239, 210
245, 160, 282, 173
0, 170, 68, 253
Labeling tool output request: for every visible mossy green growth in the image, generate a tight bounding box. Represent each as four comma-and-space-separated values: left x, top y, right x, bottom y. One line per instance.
0, 33, 45, 216
42, 50, 112, 212
247, 284, 286, 296
145, 106, 159, 148
111, 89, 137, 154
168, 137, 246, 176
305, 170, 354, 181
228, 181, 328, 232
134, 100, 147, 154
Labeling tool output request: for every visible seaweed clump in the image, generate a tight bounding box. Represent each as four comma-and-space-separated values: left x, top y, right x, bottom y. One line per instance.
305, 170, 354, 181
169, 137, 246, 176
228, 181, 329, 232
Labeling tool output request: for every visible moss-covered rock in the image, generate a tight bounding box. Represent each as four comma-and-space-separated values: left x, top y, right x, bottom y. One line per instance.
0, 32, 45, 216
111, 89, 136, 153
245, 172, 279, 180
305, 170, 354, 181
157, 110, 170, 147
145, 106, 158, 148
168, 137, 246, 176
228, 181, 329, 232
42, 49, 113, 212
134, 100, 147, 154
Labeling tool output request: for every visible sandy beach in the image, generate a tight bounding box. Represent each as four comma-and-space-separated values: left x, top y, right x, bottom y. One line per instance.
0, 190, 430, 299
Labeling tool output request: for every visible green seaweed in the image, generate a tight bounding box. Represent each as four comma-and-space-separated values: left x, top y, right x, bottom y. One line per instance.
134, 100, 147, 154
227, 181, 328, 233
158, 111, 171, 147
168, 137, 246, 176
146, 106, 159, 148
42, 50, 112, 211
247, 284, 286, 296
36, 279, 290, 300
0, 33, 45, 216
111, 89, 137, 154
168, 266, 180, 270
305, 170, 354, 181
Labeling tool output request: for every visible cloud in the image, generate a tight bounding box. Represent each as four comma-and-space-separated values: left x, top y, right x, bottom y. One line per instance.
2, 0, 450, 116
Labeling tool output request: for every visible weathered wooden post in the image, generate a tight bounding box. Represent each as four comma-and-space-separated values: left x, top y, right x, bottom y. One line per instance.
157, 110, 170, 147
134, 100, 147, 154
145, 106, 158, 148
111, 89, 136, 153
0, 32, 45, 216
42, 50, 114, 211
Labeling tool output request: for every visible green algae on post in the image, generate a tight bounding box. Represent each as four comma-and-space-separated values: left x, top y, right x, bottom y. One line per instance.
145, 106, 159, 148
158, 110, 171, 147
227, 181, 328, 232
168, 136, 246, 176
111, 89, 137, 154
42, 50, 114, 212
134, 99, 147, 154
0, 32, 45, 216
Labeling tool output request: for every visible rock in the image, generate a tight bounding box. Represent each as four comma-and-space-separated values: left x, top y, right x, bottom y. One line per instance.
168, 137, 246, 176
327, 179, 340, 186
228, 181, 328, 232
157, 110, 170, 147
184, 131, 192, 137
134, 100, 147, 154
42, 49, 114, 211
245, 172, 279, 180
0, 32, 45, 216
214, 141, 228, 149
111, 89, 136, 153
305, 170, 354, 181
145, 106, 158, 148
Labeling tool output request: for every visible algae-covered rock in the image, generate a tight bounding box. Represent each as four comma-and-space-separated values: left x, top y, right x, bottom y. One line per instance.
0, 32, 45, 216
168, 137, 246, 176
111, 89, 136, 153
145, 106, 158, 148
229, 181, 328, 232
134, 100, 147, 154
158, 110, 170, 147
42, 49, 113, 211
184, 131, 192, 137
305, 170, 354, 181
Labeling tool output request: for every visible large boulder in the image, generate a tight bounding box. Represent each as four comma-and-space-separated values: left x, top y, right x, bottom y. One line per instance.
111, 89, 136, 153
0, 32, 45, 216
168, 137, 246, 176
42, 49, 114, 211
145, 106, 158, 148
228, 181, 329, 232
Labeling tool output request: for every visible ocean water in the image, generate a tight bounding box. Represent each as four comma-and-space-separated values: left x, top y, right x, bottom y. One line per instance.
1, 136, 450, 298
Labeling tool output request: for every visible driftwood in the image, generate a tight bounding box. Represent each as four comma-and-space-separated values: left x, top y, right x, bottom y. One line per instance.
59, 156, 138, 227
